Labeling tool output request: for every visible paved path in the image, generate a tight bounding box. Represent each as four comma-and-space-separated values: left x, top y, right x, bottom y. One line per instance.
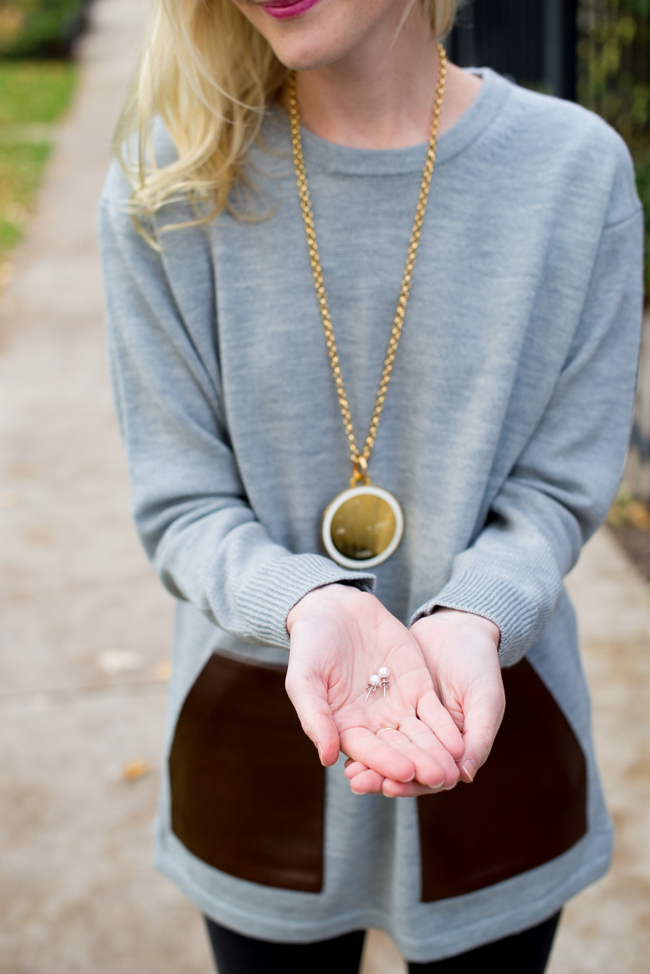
0, 1, 648, 971
0, 2, 210, 970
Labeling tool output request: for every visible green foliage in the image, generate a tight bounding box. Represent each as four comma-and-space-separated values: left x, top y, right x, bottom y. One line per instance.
0, 143, 51, 250
0, 61, 77, 263
578, 0, 650, 292
578, 2, 649, 150
636, 151, 650, 290
0, 60, 76, 123
0, 0, 89, 59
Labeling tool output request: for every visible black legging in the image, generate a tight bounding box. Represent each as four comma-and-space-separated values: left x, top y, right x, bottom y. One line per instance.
205, 911, 561, 974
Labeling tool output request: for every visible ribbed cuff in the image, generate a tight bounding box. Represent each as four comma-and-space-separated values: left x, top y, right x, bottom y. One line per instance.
408, 568, 552, 667
239, 552, 376, 650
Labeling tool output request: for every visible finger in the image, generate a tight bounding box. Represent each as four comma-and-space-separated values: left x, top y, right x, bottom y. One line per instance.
459, 682, 506, 783
285, 670, 340, 766
368, 725, 447, 789
344, 760, 369, 779
416, 689, 465, 762
396, 716, 460, 789
344, 737, 453, 790
339, 727, 416, 783
382, 778, 449, 798
349, 769, 385, 795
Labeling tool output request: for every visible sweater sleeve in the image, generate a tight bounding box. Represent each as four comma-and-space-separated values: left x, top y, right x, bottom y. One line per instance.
99, 168, 374, 652
410, 206, 645, 667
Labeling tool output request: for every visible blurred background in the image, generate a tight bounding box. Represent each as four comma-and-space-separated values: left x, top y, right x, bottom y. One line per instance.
0, 1, 649, 972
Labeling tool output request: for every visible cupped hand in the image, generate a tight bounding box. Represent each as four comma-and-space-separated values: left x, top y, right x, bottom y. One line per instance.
285, 585, 464, 795
413, 608, 504, 782
344, 608, 505, 796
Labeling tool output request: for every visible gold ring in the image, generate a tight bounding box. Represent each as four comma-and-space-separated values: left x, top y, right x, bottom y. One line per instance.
375, 726, 398, 737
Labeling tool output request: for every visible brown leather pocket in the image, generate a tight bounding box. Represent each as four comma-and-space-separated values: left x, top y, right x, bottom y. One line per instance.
169, 651, 325, 892
417, 658, 587, 901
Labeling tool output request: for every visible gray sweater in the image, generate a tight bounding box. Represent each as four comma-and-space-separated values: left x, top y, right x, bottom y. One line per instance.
100, 70, 643, 960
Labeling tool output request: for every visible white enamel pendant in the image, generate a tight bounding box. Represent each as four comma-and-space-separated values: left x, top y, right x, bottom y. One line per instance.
322, 485, 404, 570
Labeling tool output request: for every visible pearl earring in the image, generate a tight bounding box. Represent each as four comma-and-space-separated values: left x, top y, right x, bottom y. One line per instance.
378, 666, 391, 697
365, 674, 381, 702
365, 668, 391, 702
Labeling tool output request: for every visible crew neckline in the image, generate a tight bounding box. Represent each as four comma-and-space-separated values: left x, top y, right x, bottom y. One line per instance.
291, 68, 512, 176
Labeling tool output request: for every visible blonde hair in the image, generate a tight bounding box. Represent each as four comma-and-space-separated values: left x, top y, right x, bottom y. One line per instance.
116, 0, 459, 221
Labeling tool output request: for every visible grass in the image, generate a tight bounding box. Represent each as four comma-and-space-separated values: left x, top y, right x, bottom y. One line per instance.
0, 61, 77, 269
0, 60, 77, 123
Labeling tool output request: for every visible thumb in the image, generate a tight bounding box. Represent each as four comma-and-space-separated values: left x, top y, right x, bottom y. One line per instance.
458, 679, 505, 783
285, 665, 341, 767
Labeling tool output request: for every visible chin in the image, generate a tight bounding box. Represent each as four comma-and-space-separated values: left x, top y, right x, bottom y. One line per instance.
269, 37, 350, 71
235, 0, 361, 71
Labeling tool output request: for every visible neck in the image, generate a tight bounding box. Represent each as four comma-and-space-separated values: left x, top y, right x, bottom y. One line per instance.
291, 6, 439, 149
286, 9, 482, 150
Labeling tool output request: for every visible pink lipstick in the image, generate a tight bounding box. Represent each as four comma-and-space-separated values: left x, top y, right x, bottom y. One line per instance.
260, 0, 323, 19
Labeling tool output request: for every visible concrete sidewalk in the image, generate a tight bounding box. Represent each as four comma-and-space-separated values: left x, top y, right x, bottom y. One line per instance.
0, 1, 649, 971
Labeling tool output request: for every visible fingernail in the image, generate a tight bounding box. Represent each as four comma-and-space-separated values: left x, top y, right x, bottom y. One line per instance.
461, 759, 477, 783
317, 745, 324, 765
399, 772, 416, 783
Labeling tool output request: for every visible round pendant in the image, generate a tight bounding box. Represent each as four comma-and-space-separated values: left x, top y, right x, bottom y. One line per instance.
322, 485, 404, 570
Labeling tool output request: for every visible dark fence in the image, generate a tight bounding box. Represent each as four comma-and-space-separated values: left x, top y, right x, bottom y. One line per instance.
451, 0, 650, 501
450, 0, 579, 99
450, 0, 649, 156
450, 0, 648, 289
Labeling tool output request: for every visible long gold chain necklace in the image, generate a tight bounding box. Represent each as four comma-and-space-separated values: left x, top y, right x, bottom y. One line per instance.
289, 44, 447, 569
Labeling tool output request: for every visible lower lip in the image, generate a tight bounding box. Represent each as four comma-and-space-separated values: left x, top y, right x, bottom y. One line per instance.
260, 0, 323, 19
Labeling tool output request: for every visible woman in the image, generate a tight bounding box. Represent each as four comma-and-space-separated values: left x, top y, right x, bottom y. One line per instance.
100, 0, 644, 971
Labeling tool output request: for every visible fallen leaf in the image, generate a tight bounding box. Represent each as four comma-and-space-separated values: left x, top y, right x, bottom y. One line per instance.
627, 501, 650, 531
123, 760, 150, 782
154, 660, 171, 682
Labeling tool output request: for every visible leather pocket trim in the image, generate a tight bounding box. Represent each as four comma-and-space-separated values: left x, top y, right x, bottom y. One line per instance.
169, 651, 325, 892
417, 658, 588, 901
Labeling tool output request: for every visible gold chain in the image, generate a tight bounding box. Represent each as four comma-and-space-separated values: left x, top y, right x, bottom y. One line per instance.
289, 43, 447, 487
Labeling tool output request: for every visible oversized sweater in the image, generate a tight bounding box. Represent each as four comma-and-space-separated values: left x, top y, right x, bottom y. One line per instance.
100, 69, 644, 961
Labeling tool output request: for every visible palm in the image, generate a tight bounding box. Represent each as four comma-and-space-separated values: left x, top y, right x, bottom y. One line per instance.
286, 586, 464, 791
345, 608, 504, 796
